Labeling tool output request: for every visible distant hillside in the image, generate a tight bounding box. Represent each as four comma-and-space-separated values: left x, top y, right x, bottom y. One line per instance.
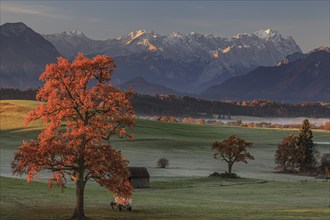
201, 49, 330, 103
118, 77, 184, 96
0, 22, 60, 89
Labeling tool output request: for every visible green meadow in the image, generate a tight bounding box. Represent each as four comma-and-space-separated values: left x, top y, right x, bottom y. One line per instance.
1, 100, 329, 219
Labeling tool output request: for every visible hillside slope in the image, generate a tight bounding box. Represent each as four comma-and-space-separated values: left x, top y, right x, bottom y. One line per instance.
201, 50, 330, 102
118, 77, 183, 95
0, 22, 60, 89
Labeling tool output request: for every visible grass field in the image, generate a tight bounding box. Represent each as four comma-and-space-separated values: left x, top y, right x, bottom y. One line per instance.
1, 176, 329, 220
1, 100, 330, 219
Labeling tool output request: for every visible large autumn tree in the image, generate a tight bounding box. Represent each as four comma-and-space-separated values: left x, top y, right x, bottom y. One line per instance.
212, 135, 254, 175
11, 54, 135, 219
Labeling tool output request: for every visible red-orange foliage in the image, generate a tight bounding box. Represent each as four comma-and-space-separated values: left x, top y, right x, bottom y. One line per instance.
11, 54, 135, 219
321, 121, 330, 130
275, 134, 299, 172
182, 117, 195, 124
212, 135, 254, 174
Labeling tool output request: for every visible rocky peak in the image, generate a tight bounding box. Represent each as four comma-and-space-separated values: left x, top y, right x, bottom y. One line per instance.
254, 28, 278, 39
63, 30, 86, 38
0, 22, 30, 36
309, 46, 330, 53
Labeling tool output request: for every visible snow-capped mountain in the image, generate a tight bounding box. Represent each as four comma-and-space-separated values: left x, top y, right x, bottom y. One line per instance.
2, 23, 327, 102
43, 31, 105, 58
44, 28, 301, 92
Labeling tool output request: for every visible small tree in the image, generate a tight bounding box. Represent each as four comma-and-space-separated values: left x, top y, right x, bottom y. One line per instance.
275, 134, 299, 172
11, 54, 135, 219
212, 135, 254, 175
157, 158, 169, 168
297, 119, 318, 172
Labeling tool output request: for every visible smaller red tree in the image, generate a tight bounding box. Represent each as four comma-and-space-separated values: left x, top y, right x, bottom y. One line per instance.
275, 134, 299, 172
212, 135, 254, 175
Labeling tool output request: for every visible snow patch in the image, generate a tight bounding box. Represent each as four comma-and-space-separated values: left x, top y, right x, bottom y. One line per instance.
254, 28, 276, 39
136, 39, 158, 51
64, 30, 84, 37
127, 29, 148, 44
209, 50, 219, 58
170, 32, 184, 39
222, 46, 232, 53
232, 33, 251, 39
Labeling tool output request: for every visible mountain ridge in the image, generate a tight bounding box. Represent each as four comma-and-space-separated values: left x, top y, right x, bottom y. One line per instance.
0, 22, 61, 89
201, 50, 330, 102
44, 27, 302, 92
118, 77, 186, 96
2, 22, 326, 103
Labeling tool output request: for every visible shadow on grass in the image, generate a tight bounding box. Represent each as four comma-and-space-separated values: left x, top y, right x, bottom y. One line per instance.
0, 127, 42, 147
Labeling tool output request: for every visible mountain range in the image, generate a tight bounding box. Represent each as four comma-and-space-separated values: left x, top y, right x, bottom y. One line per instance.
43, 27, 302, 92
0, 22, 328, 103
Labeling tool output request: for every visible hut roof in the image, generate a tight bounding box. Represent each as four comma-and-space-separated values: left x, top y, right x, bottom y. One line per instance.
129, 167, 150, 178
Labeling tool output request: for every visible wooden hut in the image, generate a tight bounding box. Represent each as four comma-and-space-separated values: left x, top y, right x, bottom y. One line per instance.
128, 167, 150, 188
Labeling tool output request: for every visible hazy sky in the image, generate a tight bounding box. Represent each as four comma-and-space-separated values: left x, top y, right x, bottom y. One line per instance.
1, 0, 329, 52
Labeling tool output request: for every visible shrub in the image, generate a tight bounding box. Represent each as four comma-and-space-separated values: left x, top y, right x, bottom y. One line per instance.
182, 117, 195, 124
209, 172, 239, 178
209, 172, 221, 177
219, 172, 239, 178
321, 121, 330, 130
320, 153, 330, 177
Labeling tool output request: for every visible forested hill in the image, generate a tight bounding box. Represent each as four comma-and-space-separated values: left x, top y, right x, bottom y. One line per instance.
131, 94, 329, 118
1, 88, 329, 118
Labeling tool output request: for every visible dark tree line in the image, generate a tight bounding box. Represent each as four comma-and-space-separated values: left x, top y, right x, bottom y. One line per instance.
0, 88, 38, 100
132, 94, 330, 118
1, 88, 329, 118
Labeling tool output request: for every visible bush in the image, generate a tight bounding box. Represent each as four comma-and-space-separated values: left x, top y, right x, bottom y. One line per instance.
320, 153, 330, 177
219, 172, 239, 178
209, 172, 239, 178
157, 158, 169, 168
209, 172, 221, 177
321, 121, 330, 130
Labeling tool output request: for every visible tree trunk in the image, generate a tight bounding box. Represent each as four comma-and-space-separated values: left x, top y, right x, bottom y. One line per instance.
228, 162, 233, 174
72, 172, 85, 219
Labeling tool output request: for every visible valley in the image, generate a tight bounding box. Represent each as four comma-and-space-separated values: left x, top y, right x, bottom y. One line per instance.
0, 100, 329, 219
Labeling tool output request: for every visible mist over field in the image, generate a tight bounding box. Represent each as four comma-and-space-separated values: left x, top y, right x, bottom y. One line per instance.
225, 116, 329, 126
1, 101, 329, 182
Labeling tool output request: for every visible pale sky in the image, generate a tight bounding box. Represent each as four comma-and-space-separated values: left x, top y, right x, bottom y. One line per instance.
1, 0, 329, 52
